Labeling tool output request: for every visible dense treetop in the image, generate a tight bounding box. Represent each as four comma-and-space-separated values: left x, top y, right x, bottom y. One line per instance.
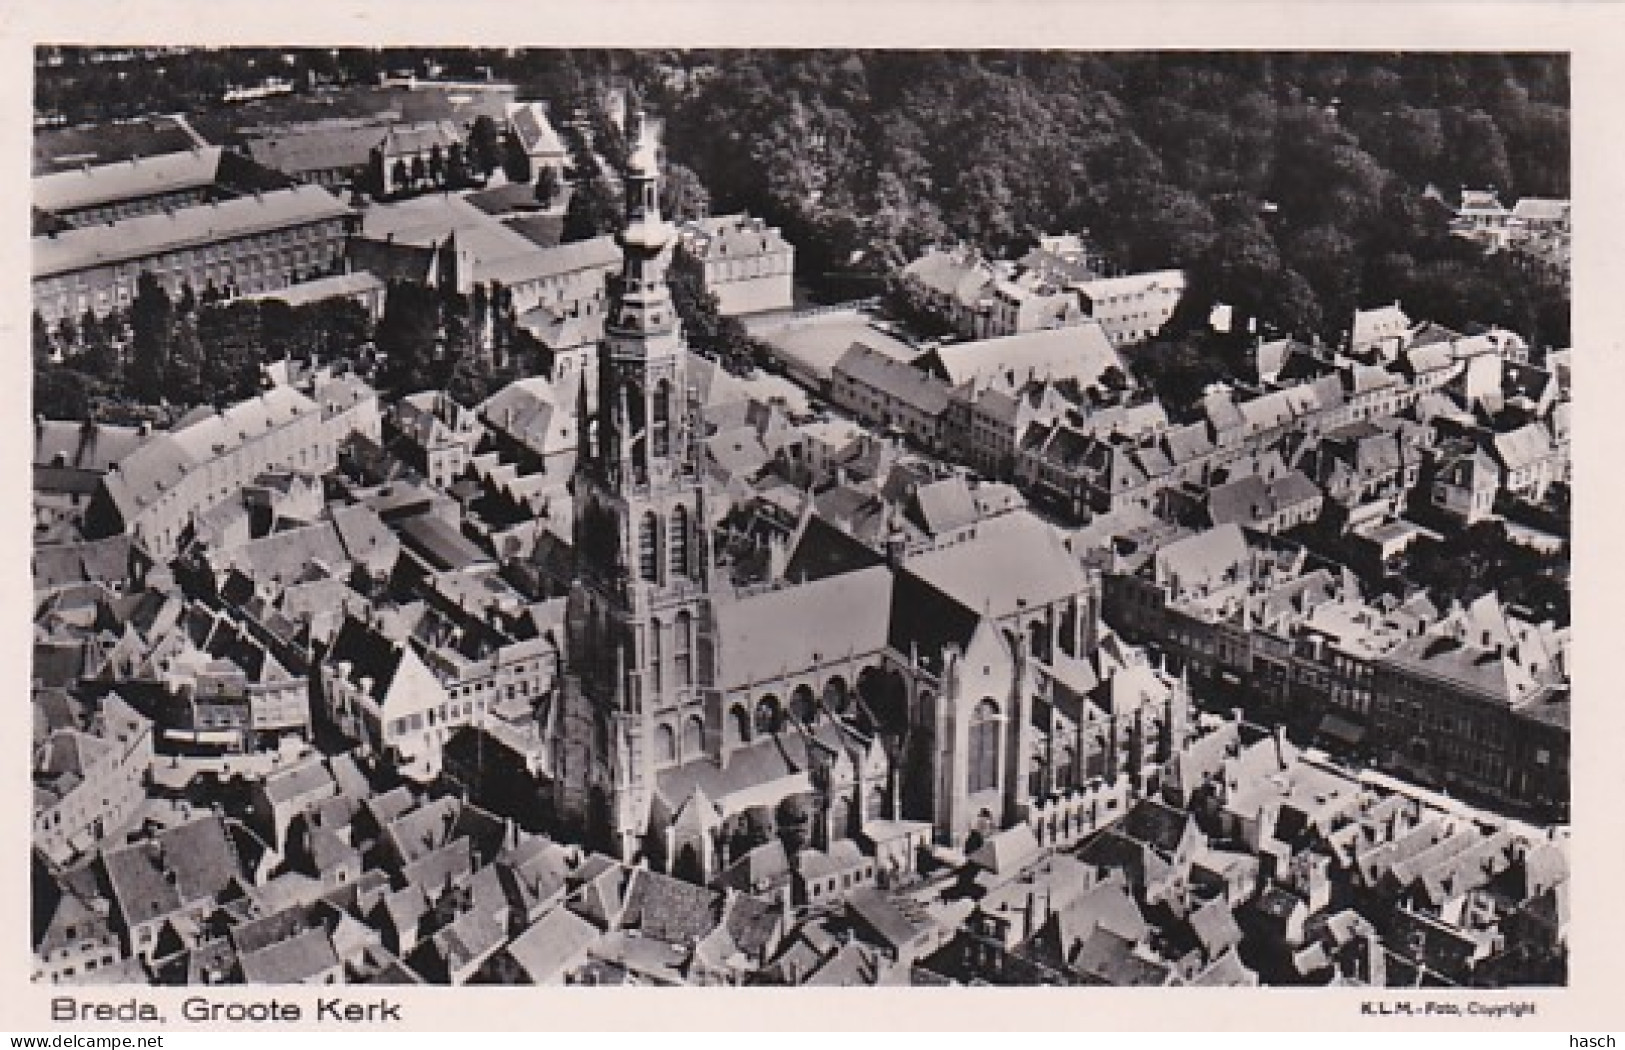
646, 51, 1567, 347
35, 49, 1569, 413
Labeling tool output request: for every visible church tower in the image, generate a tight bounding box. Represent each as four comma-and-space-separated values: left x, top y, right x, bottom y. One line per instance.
557, 106, 712, 860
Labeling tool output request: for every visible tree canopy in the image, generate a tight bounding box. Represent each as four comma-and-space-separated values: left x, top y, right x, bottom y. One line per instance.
654, 52, 1567, 347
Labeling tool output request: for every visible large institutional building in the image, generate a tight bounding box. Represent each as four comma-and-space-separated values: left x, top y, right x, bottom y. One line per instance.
552, 112, 1172, 878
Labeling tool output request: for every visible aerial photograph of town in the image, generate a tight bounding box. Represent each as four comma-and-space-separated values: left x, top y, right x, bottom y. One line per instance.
29, 48, 1570, 989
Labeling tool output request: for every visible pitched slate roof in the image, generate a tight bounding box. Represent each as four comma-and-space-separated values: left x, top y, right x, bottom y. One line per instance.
35, 420, 146, 472
238, 926, 339, 983
678, 213, 792, 262
477, 375, 579, 458
921, 324, 1122, 392
429, 902, 508, 978
722, 892, 782, 961
909, 476, 980, 536
832, 344, 952, 416
1350, 303, 1411, 349
710, 565, 893, 690
965, 823, 1039, 878
477, 234, 621, 288
1151, 523, 1249, 596
326, 615, 409, 702
887, 569, 984, 659
846, 888, 928, 954
1122, 798, 1192, 856
507, 102, 566, 159
35, 185, 351, 279
904, 510, 1087, 620
246, 125, 388, 176
103, 815, 240, 928
380, 120, 461, 159
501, 904, 600, 983
624, 869, 722, 944
1491, 423, 1556, 472
903, 246, 993, 298
1207, 469, 1321, 528
34, 147, 225, 215
1053, 876, 1148, 956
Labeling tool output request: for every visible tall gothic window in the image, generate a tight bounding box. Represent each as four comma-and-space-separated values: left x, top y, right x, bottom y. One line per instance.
648, 618, 663, 695
639, 512, 660, 583
655, 723, 676, 764
683, 715, 704, 759
674, 611, 694, 687
969, 699, 1001, 794
670, 505, 690, 580
653, 380, 671, 458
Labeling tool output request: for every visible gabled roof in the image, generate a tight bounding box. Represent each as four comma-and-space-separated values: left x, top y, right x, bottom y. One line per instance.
1207, 470, 1321, 528
429, 901, 508, 977
380, 120, 460, 158
1073, 268, 1185, 302
887, 569, 985, 659
34, 535, 134, 593
1189, 897, 1244, 957
477, 234, 621, 288
1343, 363, 1399, 395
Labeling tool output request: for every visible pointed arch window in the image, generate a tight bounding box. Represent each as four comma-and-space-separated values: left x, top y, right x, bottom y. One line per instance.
670, 504, 691, 580
969, 699, 1001, 794
674, 611, 694, 687
653, 380, 672, 458
683, 715, 704, 759
638, 512, 660, 582
648, 618, 663, 695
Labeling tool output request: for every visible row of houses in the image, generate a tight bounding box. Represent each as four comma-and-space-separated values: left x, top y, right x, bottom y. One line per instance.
1103, 521, 1569, 818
